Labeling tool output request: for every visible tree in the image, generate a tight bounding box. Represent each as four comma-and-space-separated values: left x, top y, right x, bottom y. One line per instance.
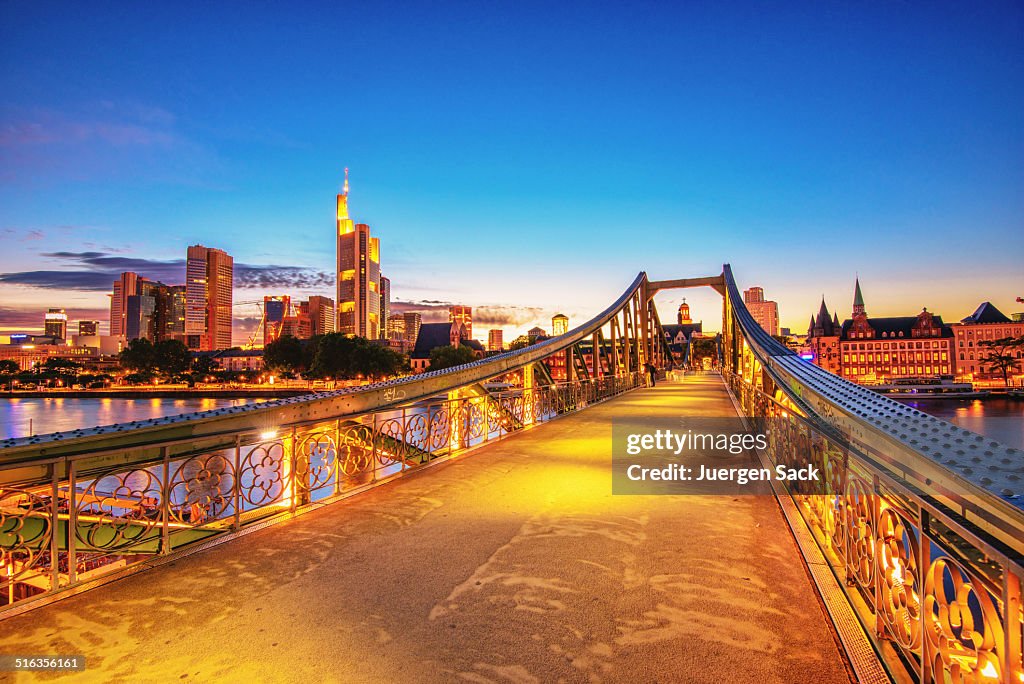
508, 335, 531, 351
191, 355, 220, 376
154, 339, 191, 376
264, 335, 307, 374
119, 338, 156, 373
0, 359, 21, 375
309, 334, 408, 380
428, 344, 478, 371
979, 336, 1024, 387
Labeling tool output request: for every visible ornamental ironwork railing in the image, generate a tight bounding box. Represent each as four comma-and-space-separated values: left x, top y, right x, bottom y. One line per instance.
726, 369, 1023, 684
0, 373, 646, 613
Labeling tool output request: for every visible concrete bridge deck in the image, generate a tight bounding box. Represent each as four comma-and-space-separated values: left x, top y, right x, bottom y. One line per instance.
0, 376, 853, 683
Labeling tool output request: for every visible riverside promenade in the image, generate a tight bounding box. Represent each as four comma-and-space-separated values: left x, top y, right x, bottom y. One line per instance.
0, 376, 852, 684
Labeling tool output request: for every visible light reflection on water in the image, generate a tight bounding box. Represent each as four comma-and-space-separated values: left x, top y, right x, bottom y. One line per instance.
896, 398, 1024, 450
0, 397, 266, 440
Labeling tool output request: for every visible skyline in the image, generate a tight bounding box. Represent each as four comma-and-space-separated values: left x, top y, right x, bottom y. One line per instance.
2, 2, 1022, 341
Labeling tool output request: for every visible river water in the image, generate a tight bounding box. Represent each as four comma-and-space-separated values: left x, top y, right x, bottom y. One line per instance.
0, 397, 267, 440
1, 395, 1022, 448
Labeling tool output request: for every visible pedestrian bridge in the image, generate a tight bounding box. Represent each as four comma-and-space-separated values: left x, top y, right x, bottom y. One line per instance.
1, 266, 1021, 683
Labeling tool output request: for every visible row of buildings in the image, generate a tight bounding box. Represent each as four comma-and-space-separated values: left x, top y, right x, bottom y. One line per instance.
804, 278, 1024, 385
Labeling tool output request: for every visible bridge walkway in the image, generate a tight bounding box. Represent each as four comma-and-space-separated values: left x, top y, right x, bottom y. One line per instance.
0, 375, 852, 684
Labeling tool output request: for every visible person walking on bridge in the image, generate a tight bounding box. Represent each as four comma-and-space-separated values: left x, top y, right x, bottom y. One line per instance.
645, 362, 657, 386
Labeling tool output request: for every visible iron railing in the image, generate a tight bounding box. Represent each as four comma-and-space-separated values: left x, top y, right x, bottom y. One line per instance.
725, 370, 1023, 684
0, 372, 647, 614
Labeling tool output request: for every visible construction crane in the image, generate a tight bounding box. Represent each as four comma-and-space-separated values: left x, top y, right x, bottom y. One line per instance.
234, 300, 267, 349
234, 298, 295, 349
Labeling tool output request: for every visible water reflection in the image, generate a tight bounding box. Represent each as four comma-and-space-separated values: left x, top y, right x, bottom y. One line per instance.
0, 397, 266, 439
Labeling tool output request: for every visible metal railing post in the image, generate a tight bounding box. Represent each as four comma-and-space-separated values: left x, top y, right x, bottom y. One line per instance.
161, 446, 170, 554
67, 460, 77, 585
233, 436, 242, 532
50, 464, 60, 592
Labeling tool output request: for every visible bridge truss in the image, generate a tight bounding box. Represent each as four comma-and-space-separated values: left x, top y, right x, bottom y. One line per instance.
1, 267, 1022, 683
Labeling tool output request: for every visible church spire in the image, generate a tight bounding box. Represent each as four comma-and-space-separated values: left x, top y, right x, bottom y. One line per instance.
853, 276, 866, 317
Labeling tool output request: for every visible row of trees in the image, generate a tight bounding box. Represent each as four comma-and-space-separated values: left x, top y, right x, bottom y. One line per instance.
263, 333, 408, 379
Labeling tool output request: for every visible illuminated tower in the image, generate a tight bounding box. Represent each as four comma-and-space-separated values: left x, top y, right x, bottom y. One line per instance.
110, 271, 139, 337
677, 299, 692, 325
44, 308, 67, 340
449, 305, 472, 339
336, 169, 381, 338
551, 314, 569, 336
185, 245, 234, 351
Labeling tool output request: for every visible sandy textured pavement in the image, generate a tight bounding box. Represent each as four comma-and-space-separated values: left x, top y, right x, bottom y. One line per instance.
0, 375, 852, 684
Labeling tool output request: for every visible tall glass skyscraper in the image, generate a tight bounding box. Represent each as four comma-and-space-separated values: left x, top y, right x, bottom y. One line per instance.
336, 170, 381, 339
185, 245, 234, 350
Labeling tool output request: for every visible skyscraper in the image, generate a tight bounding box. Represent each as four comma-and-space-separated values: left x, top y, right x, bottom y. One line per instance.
744, 286, 780, 336
44, 308, 67, 339
402, 312, 422, 348
185, 245, 234, 351
263, 295, 291, 346
488, 329, 504, 352
110, 271, 139, 337
336, 170, 382, 339
449, 306, 472, 340
380, 275, 391, 339
302, 295, 336, 336
551, 314, 569, 336
78, 320, 99, 336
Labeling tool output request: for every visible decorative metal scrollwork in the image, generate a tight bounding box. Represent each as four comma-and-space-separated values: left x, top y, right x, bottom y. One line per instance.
75, 467, 162, 550
0, 487, 53, 585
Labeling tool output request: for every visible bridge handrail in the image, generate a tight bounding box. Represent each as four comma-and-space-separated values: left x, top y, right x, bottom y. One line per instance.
721, 264, 1024, 553
723, 367, 1024, 683
0, 273, 651, 464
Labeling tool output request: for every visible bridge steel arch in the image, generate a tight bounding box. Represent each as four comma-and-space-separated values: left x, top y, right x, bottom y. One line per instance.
0, 272, 673, 616
1, 267, 1021, 684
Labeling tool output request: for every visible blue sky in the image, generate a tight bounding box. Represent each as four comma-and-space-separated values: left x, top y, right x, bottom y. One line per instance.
1, 1, 1022, 341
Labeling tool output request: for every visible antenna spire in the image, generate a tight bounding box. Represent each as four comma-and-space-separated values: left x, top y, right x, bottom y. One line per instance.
343, 167, 349, 195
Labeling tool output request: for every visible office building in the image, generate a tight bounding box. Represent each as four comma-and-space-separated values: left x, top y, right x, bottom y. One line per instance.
44, 308, 68, 340
380, 275, 391, 339
336, 170, 382, 339
952, 302, 1024, 383
110, 272, 140, 337
551, 314, 568, 336
263, 296, 291, 346
488, 329, 504, 352
185, 245, 234, 351
744, 287, 780, 337
78, 320, 100, 336
402, 312, 422, 348
301, 296, 336, 337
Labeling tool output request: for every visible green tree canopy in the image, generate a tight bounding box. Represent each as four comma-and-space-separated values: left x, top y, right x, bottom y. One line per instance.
427, 344, 478, 372
508, 335, 531, 351
309, 334, 408, 380
191, 355, 221, 376
119, 338, 156, 373
264, 335, 309, 374
154, 339, 191, 376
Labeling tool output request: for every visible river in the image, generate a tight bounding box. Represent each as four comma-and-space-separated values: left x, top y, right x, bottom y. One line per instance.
0, 397, 267, 440
1, 395, 1022, 449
